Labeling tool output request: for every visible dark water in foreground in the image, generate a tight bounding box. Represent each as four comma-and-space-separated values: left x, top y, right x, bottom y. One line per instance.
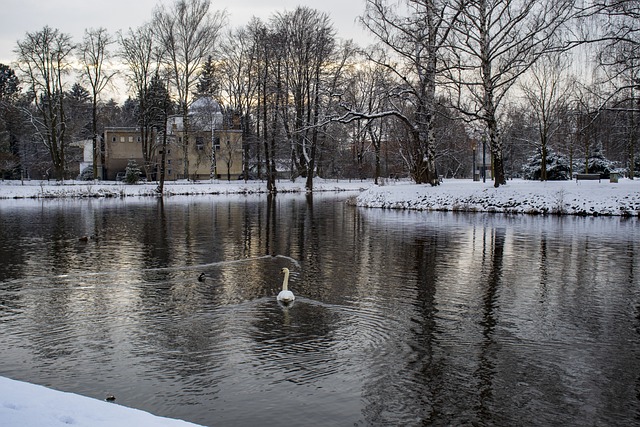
0, 194, 638, 426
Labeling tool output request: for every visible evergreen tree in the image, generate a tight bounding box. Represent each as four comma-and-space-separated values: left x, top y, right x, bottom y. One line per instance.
0, 64, 22, 178
137, 74, 173, 180
66, 83, 92, 141
195, 55, 219, 99
125, 159, 141, 184
585, 145, 617, 178
522, 149, 572, 180
0, 64, 20, 101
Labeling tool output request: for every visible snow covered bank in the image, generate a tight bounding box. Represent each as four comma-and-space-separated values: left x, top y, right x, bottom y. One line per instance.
0, 178, 369, 199
356, 178, 640, 216
0, 376, 202, 427
1, 177, 639, 217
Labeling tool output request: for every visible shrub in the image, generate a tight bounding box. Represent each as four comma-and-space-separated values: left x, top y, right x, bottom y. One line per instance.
522, 149, 572, 180
125, 160, 141, 184
583, 146, 617, 178
78, 167, 94, 181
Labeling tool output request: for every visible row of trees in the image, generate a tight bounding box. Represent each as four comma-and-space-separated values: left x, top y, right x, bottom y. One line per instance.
0, 0, 638, 190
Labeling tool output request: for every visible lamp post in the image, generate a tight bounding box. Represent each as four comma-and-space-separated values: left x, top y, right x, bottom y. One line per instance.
472, 139, 477, 181
482, 134, 486, 183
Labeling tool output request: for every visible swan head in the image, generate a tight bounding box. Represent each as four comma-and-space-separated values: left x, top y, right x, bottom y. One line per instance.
281, 267, 289, 275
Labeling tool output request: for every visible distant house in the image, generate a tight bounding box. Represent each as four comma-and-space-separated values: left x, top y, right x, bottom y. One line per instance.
214, 128, 243, 180
101, 98, 244, 181
103, 127, 149, 181
165, 115, 213, 180
165, 98, 243, 180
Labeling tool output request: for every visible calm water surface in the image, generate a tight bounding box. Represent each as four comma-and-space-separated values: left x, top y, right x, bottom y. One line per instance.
0, 194, 638, 426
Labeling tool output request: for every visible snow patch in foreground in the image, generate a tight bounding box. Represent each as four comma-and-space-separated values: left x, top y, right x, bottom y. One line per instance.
0, 376, 202, 427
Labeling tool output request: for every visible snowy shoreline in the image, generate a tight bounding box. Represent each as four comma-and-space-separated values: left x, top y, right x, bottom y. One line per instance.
0, 177, 639, 217
0, 376, 202, 427
0, 178, 369, 198
355, 178, 640, 217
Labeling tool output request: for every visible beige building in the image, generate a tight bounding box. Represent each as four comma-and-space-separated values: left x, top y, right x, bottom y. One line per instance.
214, 129, 243, 180
100, 99, 243, 181
102, 121, 243, 181
102, 127, 151, 180
164, 99, 243, 180
165, 117, 213, 180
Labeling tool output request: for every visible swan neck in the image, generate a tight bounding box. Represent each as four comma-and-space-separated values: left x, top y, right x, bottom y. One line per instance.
282, 270, 290, 291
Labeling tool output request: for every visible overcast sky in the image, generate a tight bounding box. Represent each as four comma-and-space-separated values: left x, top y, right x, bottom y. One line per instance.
0, 0, 374, 65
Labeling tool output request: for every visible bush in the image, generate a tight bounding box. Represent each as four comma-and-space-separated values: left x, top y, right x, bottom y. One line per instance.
582, 146, 617, 178
78, 167, 93, 181
522, 149, 572, 180
124, 160, 141, 184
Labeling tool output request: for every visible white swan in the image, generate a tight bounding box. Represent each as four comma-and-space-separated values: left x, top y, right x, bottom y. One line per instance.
277, 267, 295, 303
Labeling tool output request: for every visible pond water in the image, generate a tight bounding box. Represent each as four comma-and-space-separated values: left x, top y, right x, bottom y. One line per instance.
0, 194, 638, 426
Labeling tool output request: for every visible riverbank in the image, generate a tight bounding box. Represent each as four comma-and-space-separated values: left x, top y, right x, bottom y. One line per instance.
0, 178, 369, 198
0, 376, 202, 427
356, 177, 640, 217
0, 177, 639, 216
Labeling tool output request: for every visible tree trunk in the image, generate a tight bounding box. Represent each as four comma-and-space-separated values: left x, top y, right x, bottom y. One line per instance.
157, 112, 169, 196
488, 124, 506, 187
92, 99, 98, 180
541, 143, 548, 181
182, 105, 190, 179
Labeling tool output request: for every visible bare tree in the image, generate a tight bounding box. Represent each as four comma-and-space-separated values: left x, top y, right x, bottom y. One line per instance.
341, 58, 393, 183
218, 27, 259, 180
153, 0, 226, 180
15, 26, 75, 180
591, 3, 640, 178
520, 52, 576, 180
453, 0, 576, 187
270, 7, 337, 191
119, 23, 166, 181
572, 81, 602, 174
347, 0, 465, 185
248, 20, 279, 191
79, 27, 116, 180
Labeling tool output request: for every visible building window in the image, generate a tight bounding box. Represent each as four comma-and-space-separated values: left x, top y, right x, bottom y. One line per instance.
112, 137, 116, 142
128, 136, 134, 142
120, 136, 125, 142
137, 136, 141, 142
196, 136, 204, 151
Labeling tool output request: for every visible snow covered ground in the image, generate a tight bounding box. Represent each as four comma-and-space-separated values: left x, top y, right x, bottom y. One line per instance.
0, 177, 638, 216
0, 376, 202, 427
0, 178, 368, 198
355, 177, 640, 216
